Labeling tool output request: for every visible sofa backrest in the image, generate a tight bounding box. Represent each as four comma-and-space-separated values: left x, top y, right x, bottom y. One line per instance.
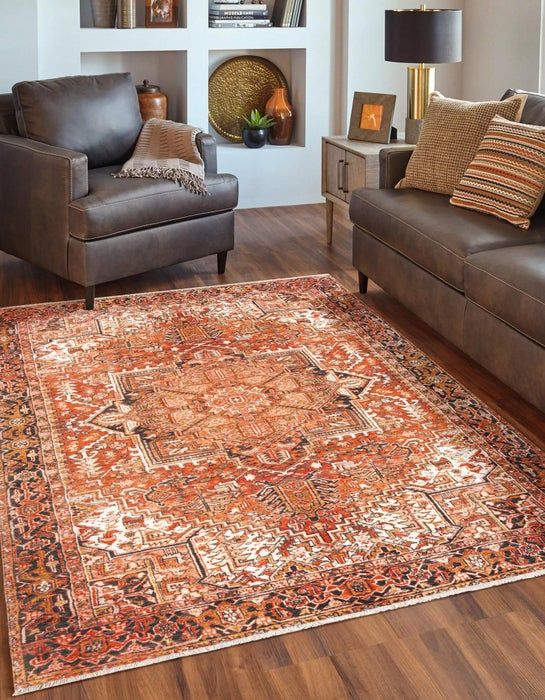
12, 73, 142, 168
0, 93, 19, 135
502, 88, 545, 126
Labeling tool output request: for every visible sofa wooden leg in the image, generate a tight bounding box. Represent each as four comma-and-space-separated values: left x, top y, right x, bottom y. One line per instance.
358, 271, 368, 294
217, 251, 228, 275
85, 285, 95, 310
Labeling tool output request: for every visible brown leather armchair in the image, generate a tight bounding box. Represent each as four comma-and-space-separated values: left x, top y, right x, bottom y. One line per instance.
0, 73, 238, 309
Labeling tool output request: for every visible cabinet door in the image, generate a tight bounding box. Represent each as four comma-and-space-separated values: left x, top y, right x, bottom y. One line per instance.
324, 143, 347, 202
345, 151, 366, 195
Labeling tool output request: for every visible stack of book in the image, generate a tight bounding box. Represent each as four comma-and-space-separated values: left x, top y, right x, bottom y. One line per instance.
209, 2, 272, 28
271, 0, 304, 27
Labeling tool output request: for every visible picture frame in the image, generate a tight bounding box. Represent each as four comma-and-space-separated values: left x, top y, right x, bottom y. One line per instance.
348, 92, 397, 144
145, 0, 179, 28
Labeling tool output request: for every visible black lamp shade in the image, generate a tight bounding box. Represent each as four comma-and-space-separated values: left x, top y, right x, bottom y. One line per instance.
385, 9, 462, 64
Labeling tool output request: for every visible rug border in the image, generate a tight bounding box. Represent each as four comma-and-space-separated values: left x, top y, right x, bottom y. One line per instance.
0, 274, 337, 313
14, 565, 545, 695
2, 274, 545, 695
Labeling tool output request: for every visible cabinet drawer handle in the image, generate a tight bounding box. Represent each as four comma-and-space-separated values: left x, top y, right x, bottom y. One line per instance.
343, 162, 349, 193
337, 159, 345, 190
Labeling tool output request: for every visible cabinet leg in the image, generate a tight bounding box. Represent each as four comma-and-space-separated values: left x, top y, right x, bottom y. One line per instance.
358, 271, 368, 294
85, 285, 95, 310
326, 200, 334, 246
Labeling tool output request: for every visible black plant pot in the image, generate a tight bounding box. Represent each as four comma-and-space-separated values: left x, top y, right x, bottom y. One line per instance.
242, 128, 268, 149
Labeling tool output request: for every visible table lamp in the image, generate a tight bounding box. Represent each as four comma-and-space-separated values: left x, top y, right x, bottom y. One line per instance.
385, 5, 462, 143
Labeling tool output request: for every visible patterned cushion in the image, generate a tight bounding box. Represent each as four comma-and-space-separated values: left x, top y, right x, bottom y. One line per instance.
450, 116, 545, 229
397, 92, 527, 195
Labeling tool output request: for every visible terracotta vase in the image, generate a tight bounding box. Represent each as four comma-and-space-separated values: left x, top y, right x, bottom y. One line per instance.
265, 87, 294, 146
90, 0, 117, 27
136, 80, 168, 121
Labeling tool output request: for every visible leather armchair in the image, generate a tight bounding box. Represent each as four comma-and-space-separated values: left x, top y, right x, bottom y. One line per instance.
0, 74, 238, 309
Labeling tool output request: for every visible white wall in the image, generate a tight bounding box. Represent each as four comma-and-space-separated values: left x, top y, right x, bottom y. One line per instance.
0, 0, 39, 92
344, 0, 465, 134
462, 0, 542, 101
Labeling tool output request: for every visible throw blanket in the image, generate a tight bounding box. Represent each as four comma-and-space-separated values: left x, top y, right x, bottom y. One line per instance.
115, 118, 207, 195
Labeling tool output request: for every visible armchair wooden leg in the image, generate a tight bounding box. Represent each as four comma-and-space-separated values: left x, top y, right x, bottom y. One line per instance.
85, 285, 95, 310
217, 251, 228, 275
358, 271, 368, 294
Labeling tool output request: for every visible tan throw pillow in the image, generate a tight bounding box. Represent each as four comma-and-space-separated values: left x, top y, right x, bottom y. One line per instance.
450, 116, 545, 229
397, 92, 527, 195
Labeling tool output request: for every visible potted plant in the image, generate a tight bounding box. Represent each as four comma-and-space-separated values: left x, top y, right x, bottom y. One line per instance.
241, 109, 275, 149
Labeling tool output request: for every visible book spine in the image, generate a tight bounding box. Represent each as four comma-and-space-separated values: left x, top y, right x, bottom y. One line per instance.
210, 3, 267, 9
210, 11, 269, 17
283, 0, 296, 27
209, 19, 272, 27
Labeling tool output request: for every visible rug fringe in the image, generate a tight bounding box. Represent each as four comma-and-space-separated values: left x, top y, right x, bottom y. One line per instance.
13, 565, 545, 695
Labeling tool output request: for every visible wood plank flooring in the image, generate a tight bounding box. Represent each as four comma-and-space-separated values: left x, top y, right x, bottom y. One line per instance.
1, 203, 544, 700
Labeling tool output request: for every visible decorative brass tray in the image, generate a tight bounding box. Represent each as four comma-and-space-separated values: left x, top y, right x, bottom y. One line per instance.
209, 56, 288, 143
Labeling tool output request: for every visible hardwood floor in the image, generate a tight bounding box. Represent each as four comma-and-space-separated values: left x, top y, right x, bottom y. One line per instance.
1, 203, 544, 700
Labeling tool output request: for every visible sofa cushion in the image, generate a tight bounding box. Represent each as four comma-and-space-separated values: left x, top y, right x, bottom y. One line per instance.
69, 166, 239, 241
12, 73, 142, 168
465, 244, 545, 348
502, 88, 545, 127
349, 187, 545, 291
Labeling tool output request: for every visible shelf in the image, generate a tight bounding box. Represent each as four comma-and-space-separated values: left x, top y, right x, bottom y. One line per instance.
218, 144, 305, 152
206, 27, 310, 51
208, 48, 306, 147
80, 0, 187, 29
81, 50, 187, 122
79, 27, 190, 52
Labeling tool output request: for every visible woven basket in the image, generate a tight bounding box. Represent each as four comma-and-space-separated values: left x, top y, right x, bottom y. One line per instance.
90, 0, 117, 27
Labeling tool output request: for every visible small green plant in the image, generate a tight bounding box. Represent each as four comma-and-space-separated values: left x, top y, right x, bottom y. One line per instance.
242, 109, 275, 130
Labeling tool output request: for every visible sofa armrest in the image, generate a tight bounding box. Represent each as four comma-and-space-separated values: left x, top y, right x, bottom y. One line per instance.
379, 147, 415, 189
0, 135, 88, 279
196, 132, 217, 175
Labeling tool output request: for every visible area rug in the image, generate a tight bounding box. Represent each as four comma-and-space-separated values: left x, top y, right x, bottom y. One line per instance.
1, 275, 544, 694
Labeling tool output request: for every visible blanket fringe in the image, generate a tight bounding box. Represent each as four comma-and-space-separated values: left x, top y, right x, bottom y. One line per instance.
115, 167, 207, 196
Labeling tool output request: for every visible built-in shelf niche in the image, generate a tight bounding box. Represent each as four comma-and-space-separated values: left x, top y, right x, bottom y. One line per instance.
81, 51, 187, 122
208, 49, 306, 147
80, 0, 187, 29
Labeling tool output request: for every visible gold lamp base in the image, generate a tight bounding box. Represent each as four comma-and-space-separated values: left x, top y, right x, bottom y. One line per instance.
405, 64, 435, 144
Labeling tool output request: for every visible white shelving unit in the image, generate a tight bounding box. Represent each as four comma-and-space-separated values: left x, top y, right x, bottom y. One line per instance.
35, 0, 335, 209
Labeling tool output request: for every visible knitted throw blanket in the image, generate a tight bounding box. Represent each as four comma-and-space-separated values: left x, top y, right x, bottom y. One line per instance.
115, 118, 207, 195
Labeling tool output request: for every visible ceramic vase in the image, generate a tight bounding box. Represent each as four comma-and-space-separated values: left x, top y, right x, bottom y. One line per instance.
90, 0, 117, 27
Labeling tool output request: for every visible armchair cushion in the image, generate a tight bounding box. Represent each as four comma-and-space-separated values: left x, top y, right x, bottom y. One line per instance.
0, 94, 18, 135
68, 166, 239, 241
12, 73, 142, 169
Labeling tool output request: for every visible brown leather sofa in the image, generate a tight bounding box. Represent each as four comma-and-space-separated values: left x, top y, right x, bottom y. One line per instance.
0, 73, 238, 309
350, 89, 545, 414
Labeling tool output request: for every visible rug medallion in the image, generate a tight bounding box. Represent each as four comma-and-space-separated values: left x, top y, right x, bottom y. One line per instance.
0, 276, 544, 693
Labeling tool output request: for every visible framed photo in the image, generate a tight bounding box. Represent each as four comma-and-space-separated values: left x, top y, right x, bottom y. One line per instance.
145, 0, 179, 28
348, 92, 396, 144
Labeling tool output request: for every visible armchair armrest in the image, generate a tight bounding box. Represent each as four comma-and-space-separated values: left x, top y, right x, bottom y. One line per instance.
379, 147, 415, 189
196, 132, 217, 175
0, 134, 88, 279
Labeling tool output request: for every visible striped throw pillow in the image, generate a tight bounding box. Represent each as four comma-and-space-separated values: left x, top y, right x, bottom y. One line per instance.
450, 116, 545, 229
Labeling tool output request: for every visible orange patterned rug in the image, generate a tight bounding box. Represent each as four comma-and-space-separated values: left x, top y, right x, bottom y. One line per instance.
1, 275, 544, 694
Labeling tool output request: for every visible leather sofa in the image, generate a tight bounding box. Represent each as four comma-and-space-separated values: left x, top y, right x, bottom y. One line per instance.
350, 89, 545, 414
0, 73, 239, 309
